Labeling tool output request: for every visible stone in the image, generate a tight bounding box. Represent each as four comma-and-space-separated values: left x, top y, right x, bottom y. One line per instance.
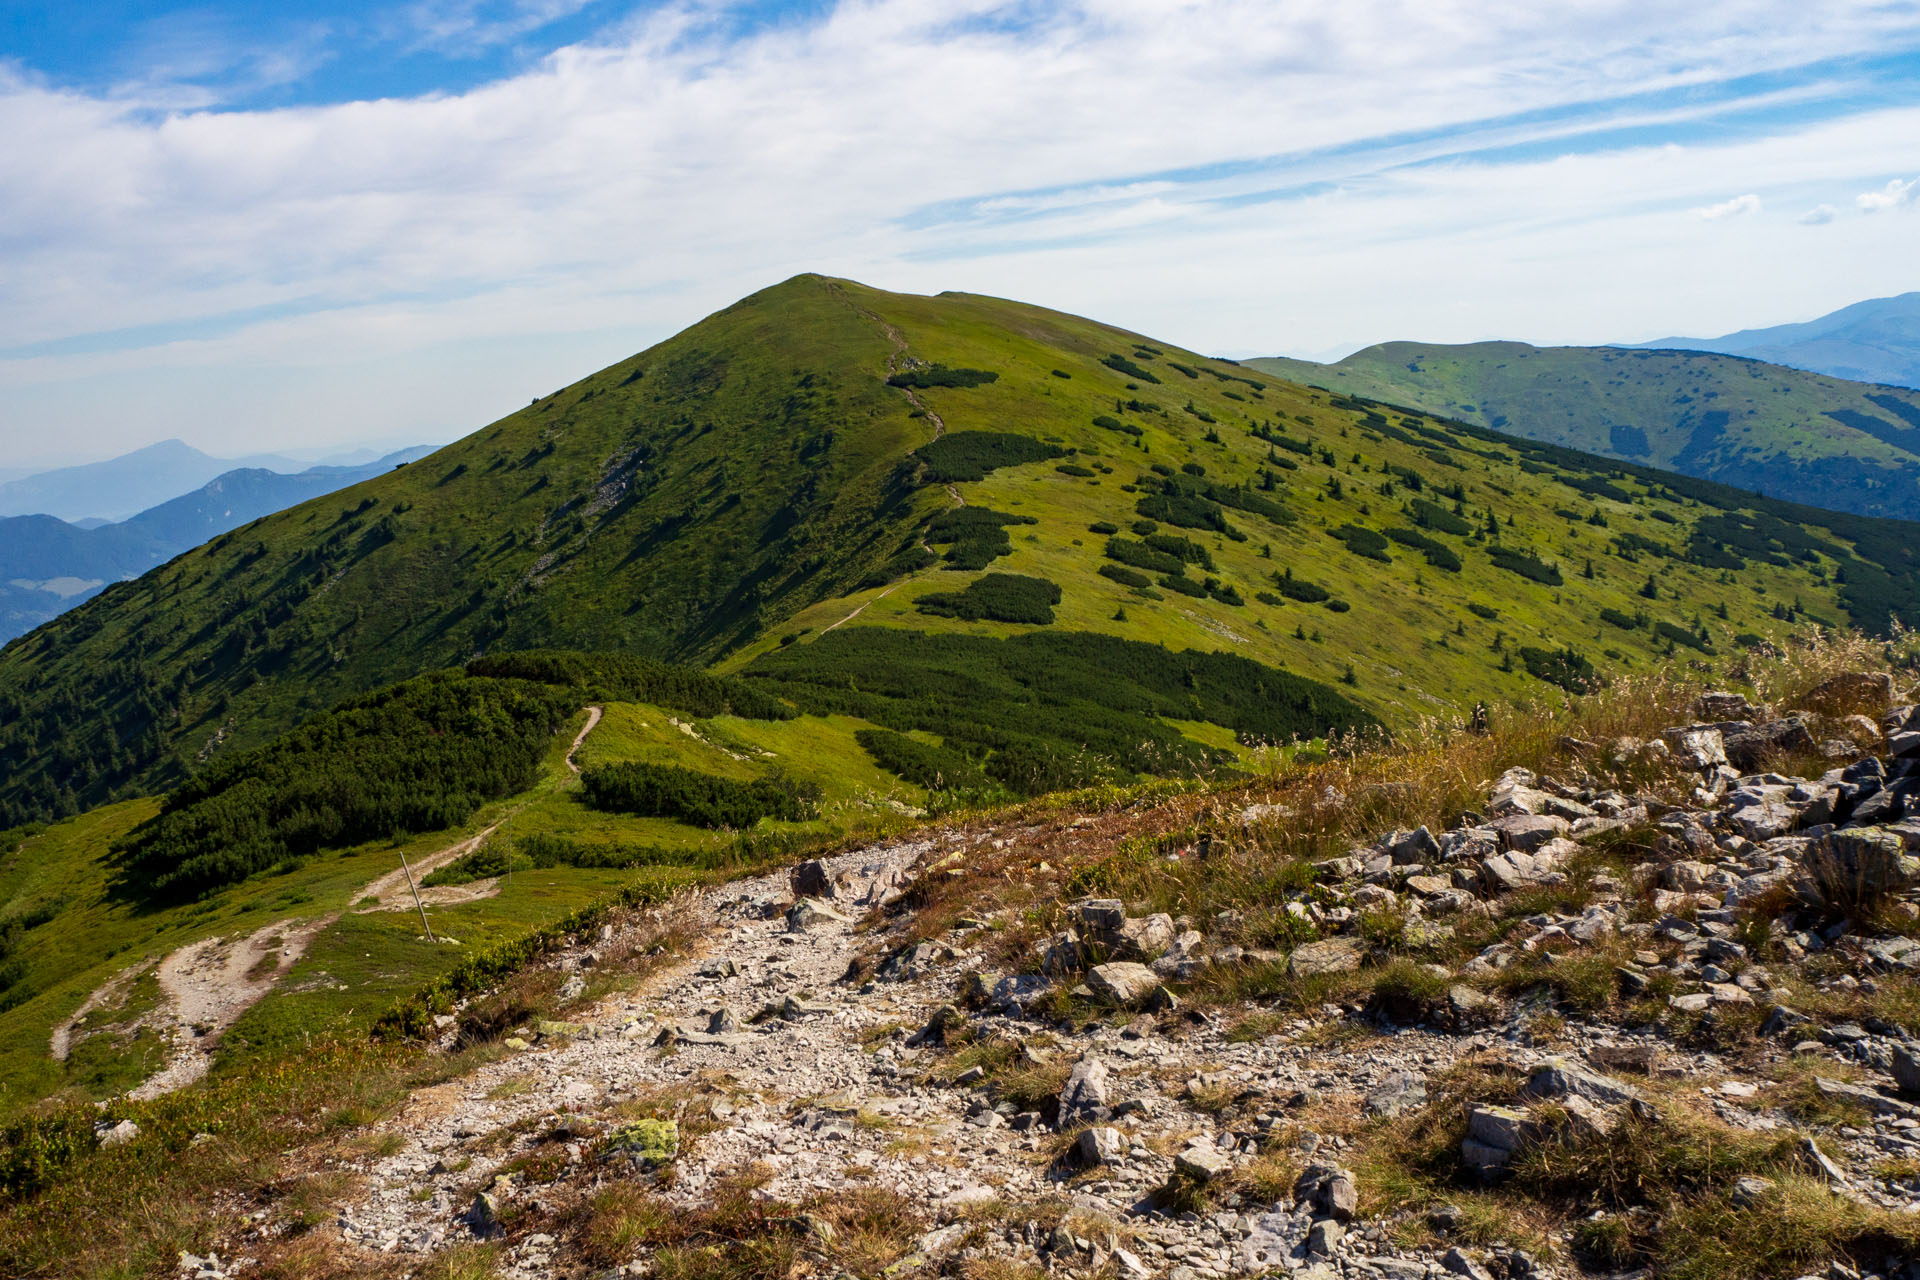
1114, 913, 1177, 961
1814, 1076, 1920, 1119
1521, 1056, 1640, 1106
1731, 1174, 1777, 1208
1664, 726, 1728, 770
1039, 930, 1083, 977
1076, 1126, 1127, 1167
1490, 814, 1570, 852
1072, 897, 1127, 935
94, 1119, 139, 1147
1441, 1247, 1495, 1280
603, 1119, 678, 1169
1798, 1135, 1848, 1184
1443, 984, 1498, 1030
1730, 800, 1797, 842
1306, 1218, 1343, 1255
791, 859, 837, 899
1288, 938, 1362, 978
1808, 828, 1920, 904
1364, 1070, 1428, 1118
1085, 962, 1166, 1009
1294, 1163, 1359, 1221
707, 1008, 737, 1034
786, 897, 850, 931
1174, 1145, 1233, 1183
1892, 1044, 1920, 1097
1724, 718, 1816, 771
1386, 826, 1442, 864
1058, 1053, 1111, 1125
1466, 1105, 1532, 1153
467, 1191, 503, 1237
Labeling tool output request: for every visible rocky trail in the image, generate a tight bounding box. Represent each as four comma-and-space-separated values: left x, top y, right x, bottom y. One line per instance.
183, 679, 1920, 1280
57, 709, 610, 1102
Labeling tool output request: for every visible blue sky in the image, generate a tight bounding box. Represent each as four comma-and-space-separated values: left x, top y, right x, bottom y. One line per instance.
1, 0, 1918, 465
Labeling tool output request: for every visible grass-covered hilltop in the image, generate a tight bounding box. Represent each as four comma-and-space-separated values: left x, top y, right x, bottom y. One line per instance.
1252, 341, 1920, 521
6, 275, 1920, 832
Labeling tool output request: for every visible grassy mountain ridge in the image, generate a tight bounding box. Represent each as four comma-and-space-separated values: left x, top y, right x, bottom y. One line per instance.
1250, 341, 1920, 520
7, 277, 1920, 828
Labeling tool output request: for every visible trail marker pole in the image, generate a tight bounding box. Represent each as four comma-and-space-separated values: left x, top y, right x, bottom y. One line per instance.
398, 847, 435, 941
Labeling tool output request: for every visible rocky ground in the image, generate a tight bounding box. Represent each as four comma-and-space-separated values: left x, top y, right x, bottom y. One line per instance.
192, 674, 1920, 1280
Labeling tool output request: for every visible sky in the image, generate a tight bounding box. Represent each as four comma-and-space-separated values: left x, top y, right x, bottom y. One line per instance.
0, 1, 1917, 467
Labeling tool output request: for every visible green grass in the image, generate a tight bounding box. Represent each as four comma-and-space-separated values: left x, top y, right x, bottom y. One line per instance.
1250, 341, 1920, 521
0, 697, 921, 1118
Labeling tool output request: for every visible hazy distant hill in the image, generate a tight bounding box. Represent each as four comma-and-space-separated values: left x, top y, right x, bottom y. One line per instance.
1631, 292, 1920, 390
0, 447, 433, 643
1249, 342, 1920, 520
5, 275, 1920, 826
0, 439, 395, 523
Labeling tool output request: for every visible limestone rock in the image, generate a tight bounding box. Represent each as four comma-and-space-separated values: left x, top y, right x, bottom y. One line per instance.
1288, 937, 1362, 978
786, 897, 851, 931
790, 859, 837, 899
1085, 961, 1165, 1009
1075, 1126, 1127, 1167
1057, 1053, 1111, 1125
1520, 1056, 1640, 1106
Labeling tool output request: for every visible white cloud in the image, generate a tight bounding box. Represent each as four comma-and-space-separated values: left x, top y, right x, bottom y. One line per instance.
1857, 175, 1918, 211
1797, 203, 1837, 224
2, 1, 1920, 460
1693, 192, 1761, 219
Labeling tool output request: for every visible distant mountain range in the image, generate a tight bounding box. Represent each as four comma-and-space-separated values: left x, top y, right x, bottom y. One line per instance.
0, 447, 435, 642
1249, 341, 1920, 520
0, 438, 421, 524
1633, 291, 1920, 390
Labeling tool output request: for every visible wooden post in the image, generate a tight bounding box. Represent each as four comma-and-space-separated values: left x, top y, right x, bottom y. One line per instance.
398, 847, 435, 941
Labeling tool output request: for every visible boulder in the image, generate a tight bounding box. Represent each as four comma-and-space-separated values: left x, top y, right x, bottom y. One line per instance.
1663, 726, 1728, 771
95, 1119, 139, 1148
1814, 1076, 1920, 1119
1490, 814, 1570, 852
1085, 962, 1166, 1009
1294, 1162, 1360, 1221
1114, 913, 1176, 961
790, 859, 837, 899
1364, 1070, 1429, 1118
1520, 1056, 1640, 1106
1173, 1145, 1233, 1183
1724, 718, 1815, 771
1075, 1126, 1127, 1167
1807, 828, 1920, 906
1057, 1053, 1111, 1125
786, 897, 850, 931
1039, 930, 1083, 977
1288, 938, 1362, 978
1386, 826, 1443, 864
602, 1119, 678, 1169
1892, 1044, 1920, 1097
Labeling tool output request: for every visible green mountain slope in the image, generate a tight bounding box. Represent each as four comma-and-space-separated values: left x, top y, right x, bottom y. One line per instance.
7, 276, 1920, 828
1249, 342, 1920, 519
